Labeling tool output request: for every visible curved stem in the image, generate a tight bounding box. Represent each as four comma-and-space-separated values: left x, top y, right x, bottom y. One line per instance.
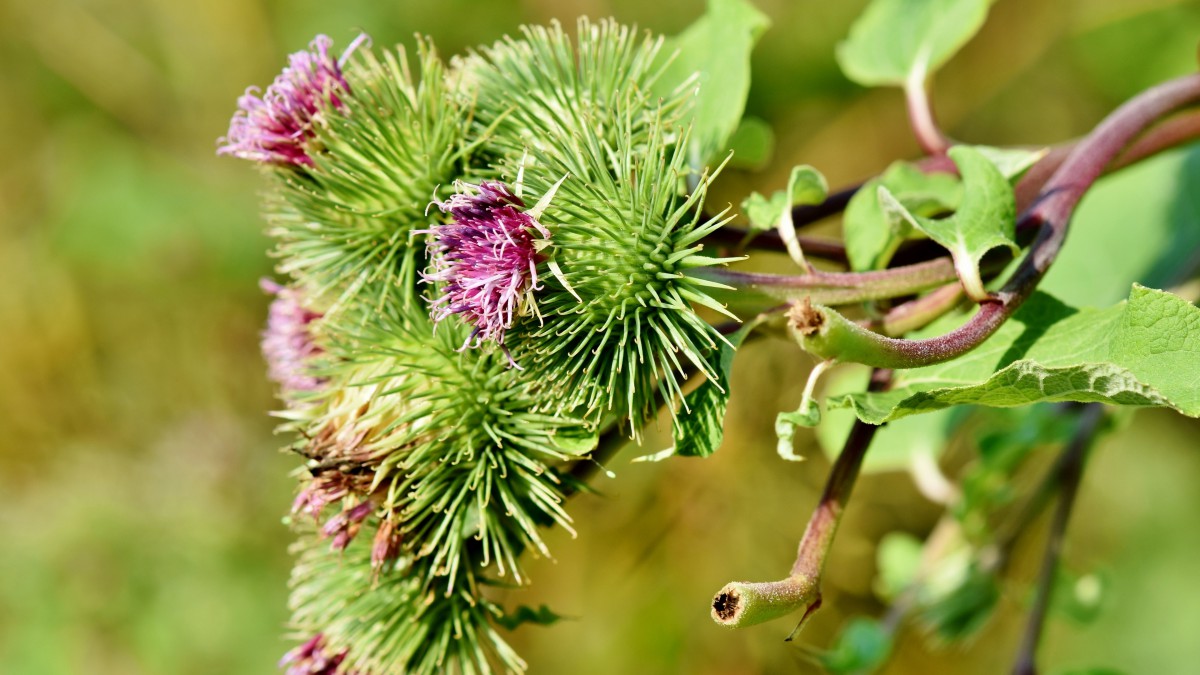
905, 62, 951, 156
805, 74, 1200, 367
711, 369, 890, 631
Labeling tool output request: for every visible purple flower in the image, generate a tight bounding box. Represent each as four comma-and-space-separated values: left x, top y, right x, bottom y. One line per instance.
292, 472, 357, 520
280, 634, 359, 675
321, 500, 374, 552
261, 279, 326, 393
423, 181, 551, 359
219, 35, 359, 166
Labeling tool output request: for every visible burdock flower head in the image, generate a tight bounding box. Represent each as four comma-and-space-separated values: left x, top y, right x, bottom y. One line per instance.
219, 35, 359, 166
423, 179, 565, 360
261, 279, 326, 394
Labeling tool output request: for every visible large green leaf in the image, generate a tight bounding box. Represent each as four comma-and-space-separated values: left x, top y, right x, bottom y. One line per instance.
821, 146, 1200, 471
654, 0, 769, 168
830, 285, 1200, 424
836, 0, 991, 88
1044, 144, 1200, 306
821, 144, 1200, 470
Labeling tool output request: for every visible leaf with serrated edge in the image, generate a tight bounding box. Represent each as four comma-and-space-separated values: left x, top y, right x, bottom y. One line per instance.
830, 285, 1200, 424
836, 0, 991, 88
824, 146, 1200, 473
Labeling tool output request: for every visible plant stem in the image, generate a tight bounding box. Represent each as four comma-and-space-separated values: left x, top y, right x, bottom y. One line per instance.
1014, 107, 1200, 212
1011, 403, 1106, 675
708, 231, 850, 261
876, 282, 965, 336
804, 74, 1200, 368
711, 370, 890, 630
905, 61, 951, 156
695, 257, 958, 305
789, 407, 880, 580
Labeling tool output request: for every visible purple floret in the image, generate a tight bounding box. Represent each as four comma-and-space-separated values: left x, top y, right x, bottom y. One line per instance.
261, 279, 326, 393
280, 634, 357, 675
422, 181, 551, 361
219, 35, 356, 166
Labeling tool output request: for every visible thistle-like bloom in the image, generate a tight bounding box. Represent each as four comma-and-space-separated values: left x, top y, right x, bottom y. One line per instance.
261, 279, 326, 393
219, 35, 353, 166
423, 181, 551, 355
280, 634, 357, 675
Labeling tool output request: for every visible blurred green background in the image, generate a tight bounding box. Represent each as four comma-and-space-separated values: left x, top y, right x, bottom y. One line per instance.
2, 0, 1198, 673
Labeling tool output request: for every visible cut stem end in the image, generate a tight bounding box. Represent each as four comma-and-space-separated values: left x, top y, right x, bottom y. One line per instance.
710, 576, 819, 629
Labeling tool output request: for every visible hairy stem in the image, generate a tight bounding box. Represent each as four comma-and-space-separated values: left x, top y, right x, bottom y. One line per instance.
905, 60, 951, 156
876, 282, 966, 336
695, 257, 958, 305
711, 370, 890, 630
1012, 403, 1106, 675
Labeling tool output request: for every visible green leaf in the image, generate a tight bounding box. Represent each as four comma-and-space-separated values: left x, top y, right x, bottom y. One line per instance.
670, 323, 756, 458
726, 116, 775, 170
831, 285, 1200, 425
844, 161, 961, 271
973, 144, 1049, 181
879, 145, 1017, 300
816, 365, 959, 472
775, 402, 821, 460
836, 0, 991, 88
654, 0, 769, 168
875, 532, 924, 600
494, 604, 566, 630
826, 145, 1200, 473
741, 191, 789, 233
1044, 145, 1200, 307
813, 618, 893, 674
741, 165, 828, 233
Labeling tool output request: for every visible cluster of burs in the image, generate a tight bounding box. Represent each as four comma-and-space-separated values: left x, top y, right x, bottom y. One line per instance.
219, 20, 735, 674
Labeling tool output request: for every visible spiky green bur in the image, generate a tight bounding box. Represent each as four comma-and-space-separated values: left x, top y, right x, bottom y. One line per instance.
289, 531, 528, 675
266, 38, 467, 306
291, 301, 595, 578
281, 300, 595, 673
454, 19, 738, 432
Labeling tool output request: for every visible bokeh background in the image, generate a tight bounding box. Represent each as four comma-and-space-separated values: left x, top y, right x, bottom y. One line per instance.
2, 0, 1199, 673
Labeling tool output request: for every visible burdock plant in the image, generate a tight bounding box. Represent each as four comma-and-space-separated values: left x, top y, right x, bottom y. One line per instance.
222, 0, 1200, 673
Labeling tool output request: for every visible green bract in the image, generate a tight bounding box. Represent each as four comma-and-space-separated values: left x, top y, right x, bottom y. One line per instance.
456, 19, 739, 432
283, 298, 594, 673
289, 531, 528, 675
